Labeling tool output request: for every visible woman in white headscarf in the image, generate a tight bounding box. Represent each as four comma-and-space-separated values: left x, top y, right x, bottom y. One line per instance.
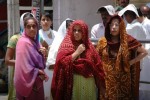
39, 12, 57, 50
44, 18, 73, 100
46, 18, 74, 68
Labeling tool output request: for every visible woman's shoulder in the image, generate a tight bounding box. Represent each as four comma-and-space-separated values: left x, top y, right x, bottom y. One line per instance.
7, 34, 21, 48
97, 37, 107, 47
96, 37, 107, 52
17, 36, 33, 46
10, 33, 21, 40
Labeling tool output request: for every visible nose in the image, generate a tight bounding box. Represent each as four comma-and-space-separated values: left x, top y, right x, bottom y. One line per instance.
45, 20, 48, 22
75, 30, 79, 34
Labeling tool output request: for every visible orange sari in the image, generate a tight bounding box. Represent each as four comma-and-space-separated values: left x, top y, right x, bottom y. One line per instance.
96, 15, 141, 100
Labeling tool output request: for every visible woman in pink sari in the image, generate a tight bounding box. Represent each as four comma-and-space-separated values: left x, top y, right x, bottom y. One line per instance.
14, 17, 47, 100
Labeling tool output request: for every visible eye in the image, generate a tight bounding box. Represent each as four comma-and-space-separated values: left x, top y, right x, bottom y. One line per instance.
73, 29, 82, 33
26, 24, 37, 29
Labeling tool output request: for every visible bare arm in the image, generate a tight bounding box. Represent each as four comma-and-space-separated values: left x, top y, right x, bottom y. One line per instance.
129, 46, 148, 65
5, 48, 15, 66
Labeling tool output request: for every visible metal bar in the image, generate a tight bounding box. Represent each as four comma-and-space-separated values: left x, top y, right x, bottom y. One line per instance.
140, 81, 150, 84
90, 38, 150, 43
0, 20, 7, 23
19, 6, 53, 11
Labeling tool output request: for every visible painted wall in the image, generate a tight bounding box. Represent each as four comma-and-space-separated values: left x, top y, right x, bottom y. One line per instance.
53, 0, 114, 31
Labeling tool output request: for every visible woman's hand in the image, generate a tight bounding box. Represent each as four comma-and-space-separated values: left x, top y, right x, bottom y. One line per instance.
39, 47, 48, 59
72, 44, 86, 61
129, 59, 135, 66
76, 44, 86, 55
38, 69, 49, 81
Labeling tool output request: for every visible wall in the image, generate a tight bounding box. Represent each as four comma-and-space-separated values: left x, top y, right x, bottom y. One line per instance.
53, 0, 114, 31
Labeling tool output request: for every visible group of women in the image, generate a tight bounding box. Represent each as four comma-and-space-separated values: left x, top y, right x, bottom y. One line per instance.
5, 11, 148, 100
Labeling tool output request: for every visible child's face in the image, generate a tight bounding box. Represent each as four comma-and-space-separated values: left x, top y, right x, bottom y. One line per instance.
40, 16, 52, 31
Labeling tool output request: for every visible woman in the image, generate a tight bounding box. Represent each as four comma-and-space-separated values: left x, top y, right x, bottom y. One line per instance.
14, 17, 48, 100
96, 15, 148, 100
39, 11, 57, 50
5, 12, 33, 100
46, 18, 74, 68
44, 18, 73, 100
51, 20, 105, 100
39, 11, 58, 100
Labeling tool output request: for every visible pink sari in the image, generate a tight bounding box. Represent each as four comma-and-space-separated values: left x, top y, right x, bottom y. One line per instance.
14, 32, 45, 100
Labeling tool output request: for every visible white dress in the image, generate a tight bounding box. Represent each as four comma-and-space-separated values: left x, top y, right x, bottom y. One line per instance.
39, 28, 57, 100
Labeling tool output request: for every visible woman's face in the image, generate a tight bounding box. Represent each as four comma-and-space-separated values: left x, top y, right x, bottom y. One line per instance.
40, 16, 52, 31
25, 19, 37, 39
73, 25, 82, 41
118, 0, 129, 8
110, 18, 120, 36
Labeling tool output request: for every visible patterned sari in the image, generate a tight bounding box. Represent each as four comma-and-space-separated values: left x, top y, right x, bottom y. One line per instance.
96, 15, 141, 100
51, 20, 105, 100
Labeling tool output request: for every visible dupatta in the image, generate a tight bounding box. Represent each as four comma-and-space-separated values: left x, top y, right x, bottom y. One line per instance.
51, 20, 105, 100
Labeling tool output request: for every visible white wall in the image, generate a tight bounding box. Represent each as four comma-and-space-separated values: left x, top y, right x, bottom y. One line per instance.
53, 0, 114, 31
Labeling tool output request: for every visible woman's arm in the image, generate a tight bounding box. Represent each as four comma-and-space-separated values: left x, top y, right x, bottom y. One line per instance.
72, 44, 85, 61
5, 48, 15, 66
129, 46, 148, 65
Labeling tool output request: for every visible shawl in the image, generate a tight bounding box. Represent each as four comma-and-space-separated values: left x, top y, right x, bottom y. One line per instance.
39, 28, 56, 46
51, 20, 105, 100
14, 18, 45, 97
96, 15, 142, 99
46, 18, 73, 66
97, 15, 141, 72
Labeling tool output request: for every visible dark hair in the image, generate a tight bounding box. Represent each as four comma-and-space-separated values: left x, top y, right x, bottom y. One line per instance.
105, 15, 122, 40
97, 7, 107, 13
66, 20, 74, 29
40, 11, 52, 21
137, 8, 143, 17
124, 10, 137, 19
24, 17, 37, 27
23, 13, 34, 20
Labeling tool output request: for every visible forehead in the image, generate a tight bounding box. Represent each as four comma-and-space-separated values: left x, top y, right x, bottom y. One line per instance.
100, 11, 109, 15
111, 18, 119, 23
27, 19, 36, 24
41, 15, 50, 19
73, 24, 81, 28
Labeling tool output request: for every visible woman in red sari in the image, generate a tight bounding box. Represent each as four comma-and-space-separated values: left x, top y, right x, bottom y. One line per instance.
96, 15, 148, 100
51, 20, 105, 100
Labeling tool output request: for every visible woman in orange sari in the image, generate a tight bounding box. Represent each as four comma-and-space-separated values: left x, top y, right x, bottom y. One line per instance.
51, 20, 105, 100
96, 15, 148, 100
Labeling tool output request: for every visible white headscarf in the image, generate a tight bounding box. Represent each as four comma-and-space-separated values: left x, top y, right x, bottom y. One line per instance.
20, 12, 34, 34
97, 5, 115, 16
46, 18, 73, 66
118, 4, 139, 17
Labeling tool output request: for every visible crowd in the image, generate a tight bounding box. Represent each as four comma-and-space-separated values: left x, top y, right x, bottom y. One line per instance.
4, 0, 150, 100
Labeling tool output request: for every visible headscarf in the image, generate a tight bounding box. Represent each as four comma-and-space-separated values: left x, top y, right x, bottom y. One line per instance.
97, 15, 141, 72
51, 20, 105, 100
46, 18, 73, 66
96, 15, 142, 99
97, 5, 115, 16
20, 12, 34, 34
14, 17, 45, 97
118, 4, 139, 17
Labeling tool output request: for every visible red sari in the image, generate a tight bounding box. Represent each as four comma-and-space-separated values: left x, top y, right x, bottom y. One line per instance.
51, 20, 105, 100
